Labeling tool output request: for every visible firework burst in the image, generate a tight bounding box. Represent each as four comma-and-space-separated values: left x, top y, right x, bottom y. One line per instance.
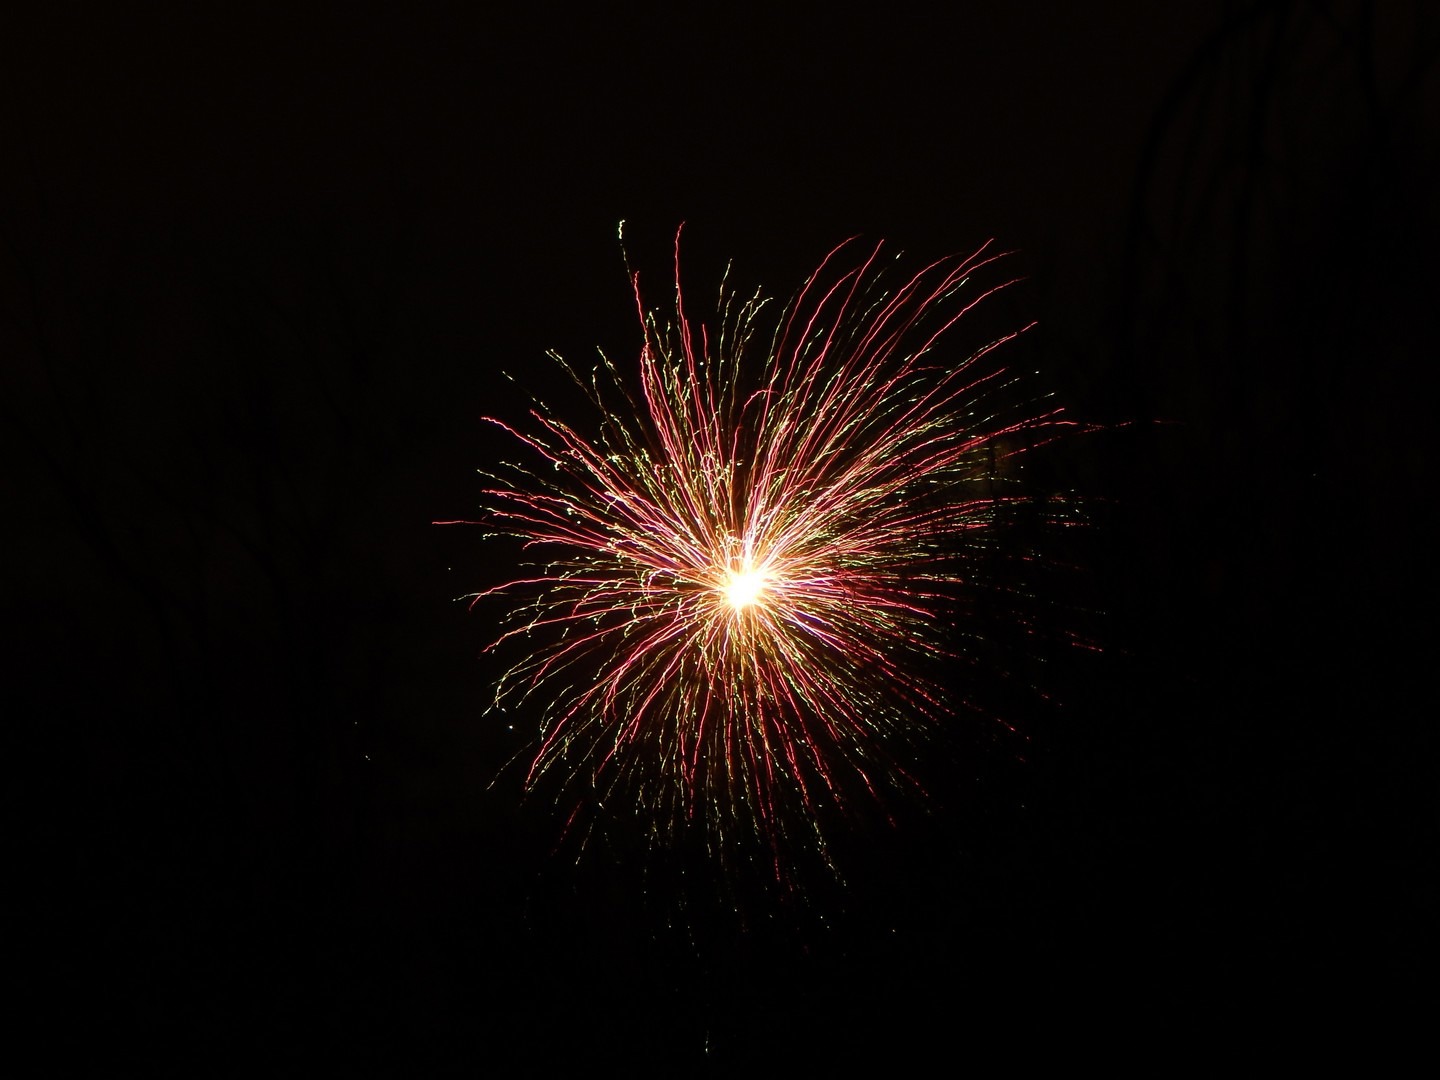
454, 227, 1082, 875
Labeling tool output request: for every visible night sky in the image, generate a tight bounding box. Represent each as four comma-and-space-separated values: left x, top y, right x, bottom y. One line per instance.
7, 1, 1436, 1069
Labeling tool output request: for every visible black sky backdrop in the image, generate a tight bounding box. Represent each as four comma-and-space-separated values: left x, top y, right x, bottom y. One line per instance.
6, 0, 1437, 1069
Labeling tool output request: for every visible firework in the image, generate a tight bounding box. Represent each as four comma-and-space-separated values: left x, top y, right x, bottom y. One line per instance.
452, 227, 1081, 874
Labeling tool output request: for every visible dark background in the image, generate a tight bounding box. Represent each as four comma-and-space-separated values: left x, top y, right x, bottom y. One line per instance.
6, 0, 1436, 1068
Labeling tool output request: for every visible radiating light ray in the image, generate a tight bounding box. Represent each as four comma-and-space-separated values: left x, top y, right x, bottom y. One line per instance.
451, 226, 1085, 875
